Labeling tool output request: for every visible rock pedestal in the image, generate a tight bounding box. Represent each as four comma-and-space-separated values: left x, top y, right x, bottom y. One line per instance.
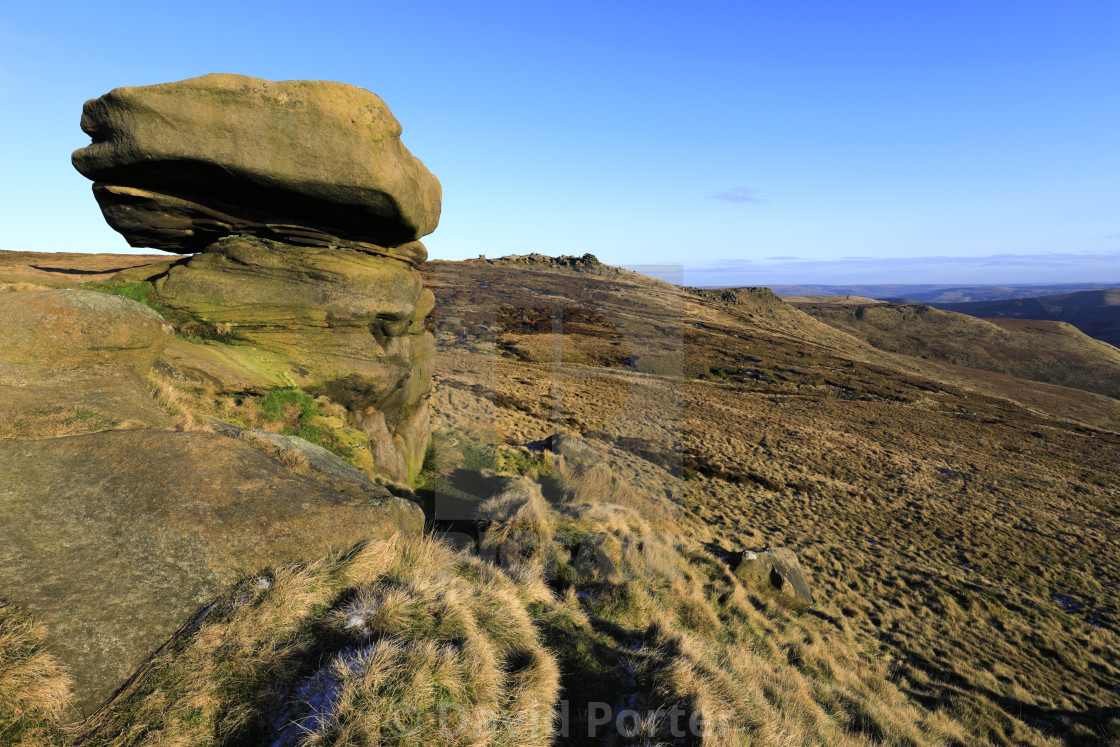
72, 74, 441, 482
154, 235, 435, 480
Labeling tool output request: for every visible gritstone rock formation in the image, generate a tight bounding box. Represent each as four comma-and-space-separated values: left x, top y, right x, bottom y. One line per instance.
72, 74, 440, 482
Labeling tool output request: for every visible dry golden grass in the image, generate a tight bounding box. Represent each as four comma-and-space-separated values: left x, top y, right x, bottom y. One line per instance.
5, 255, 1119, 745
422, 258, 1120, 743
478, 479, 559, 566
77, 535, 559, 747
0, 602, 72, 745
458, 472, 994, 745
145, 373, 213, 433
235, 430, 312, 473
0, 407, 121, 440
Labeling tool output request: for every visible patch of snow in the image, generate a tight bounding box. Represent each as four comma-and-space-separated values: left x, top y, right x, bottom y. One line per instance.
262, 645, 375, 747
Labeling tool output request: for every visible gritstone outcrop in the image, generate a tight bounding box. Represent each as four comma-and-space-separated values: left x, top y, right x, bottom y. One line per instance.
72, 73, 439, 481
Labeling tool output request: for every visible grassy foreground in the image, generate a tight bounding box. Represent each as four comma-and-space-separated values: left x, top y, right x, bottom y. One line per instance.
1, 439, 1031, 746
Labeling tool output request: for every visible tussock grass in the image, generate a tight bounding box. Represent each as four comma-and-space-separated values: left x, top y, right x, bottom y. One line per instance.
478, 479, 558, 566
550, 451, 682, 525
419, 429, 459, 477
236, 430, 312, 473
466, 475, 991, 745
0, 602, 72, 745
78, 535, 559, 747
146, 373, 212, 433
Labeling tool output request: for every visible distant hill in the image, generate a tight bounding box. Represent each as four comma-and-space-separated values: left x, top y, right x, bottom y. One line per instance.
764, 282, 1119, 303
778, 294, 885, 305
791, 300, 1120, 400
932, 288, 1120, 347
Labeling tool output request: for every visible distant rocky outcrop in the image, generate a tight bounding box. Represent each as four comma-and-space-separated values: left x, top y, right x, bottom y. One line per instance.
72, 74, 440, 481
688, 286, 784, 305
468, 252, 622, 276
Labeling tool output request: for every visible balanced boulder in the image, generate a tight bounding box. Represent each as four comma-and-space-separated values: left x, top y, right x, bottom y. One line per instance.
72, 75, 440, 482
72, 73, 441, 251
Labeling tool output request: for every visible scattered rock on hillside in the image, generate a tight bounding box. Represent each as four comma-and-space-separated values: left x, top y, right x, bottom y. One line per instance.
530, 433, 599, 462
72, 73, 441, 251
0, 430, 423, 719
732, 547, 815, 606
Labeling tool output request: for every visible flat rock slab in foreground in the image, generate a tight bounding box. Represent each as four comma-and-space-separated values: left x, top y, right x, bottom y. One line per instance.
0, 430, 423, 720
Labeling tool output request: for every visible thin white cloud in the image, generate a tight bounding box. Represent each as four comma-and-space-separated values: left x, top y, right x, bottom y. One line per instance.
709, 187, 767, 204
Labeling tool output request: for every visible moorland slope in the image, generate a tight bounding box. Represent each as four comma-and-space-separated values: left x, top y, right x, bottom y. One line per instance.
424, 255, 1120, 744
932, 289, 1120, 348
790, 299, 1120, 400
2, 248, 1119, 745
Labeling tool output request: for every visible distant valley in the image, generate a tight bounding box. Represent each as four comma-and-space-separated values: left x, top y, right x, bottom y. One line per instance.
789, 298, 1120, 400
762, 282, 1119, 303
764, 283, 1120, 351
931, 288, 1120, 348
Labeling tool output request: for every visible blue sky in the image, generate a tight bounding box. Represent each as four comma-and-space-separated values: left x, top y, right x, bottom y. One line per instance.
1, 1, 1117, 285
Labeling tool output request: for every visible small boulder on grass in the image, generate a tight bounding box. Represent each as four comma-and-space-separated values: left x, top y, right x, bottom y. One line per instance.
732, 547, 815, 606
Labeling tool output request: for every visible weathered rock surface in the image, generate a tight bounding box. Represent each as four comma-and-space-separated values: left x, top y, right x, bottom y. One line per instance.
153, 236, 435, 481
0, 289, 173, 434
0, 430, 423, 719
154, 335, 290, 392
0, 289, 169, 383
72, 73, 441, 251
204, 416, 400, 503
732, 547, 815, 606
0, 368, 171, 436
